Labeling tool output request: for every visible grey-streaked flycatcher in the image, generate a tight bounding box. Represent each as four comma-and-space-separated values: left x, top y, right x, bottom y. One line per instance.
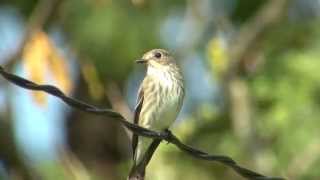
128, 49, 185, 180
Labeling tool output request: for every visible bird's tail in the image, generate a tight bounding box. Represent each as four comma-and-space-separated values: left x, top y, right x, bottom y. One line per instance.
128, 163, 146, 180
127, 139, 161, 180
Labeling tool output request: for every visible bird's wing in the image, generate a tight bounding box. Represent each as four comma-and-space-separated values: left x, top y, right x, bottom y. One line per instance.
132, 85, 144, 161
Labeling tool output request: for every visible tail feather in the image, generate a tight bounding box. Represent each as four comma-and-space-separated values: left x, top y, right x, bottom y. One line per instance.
128, 163, 146, 180
128, 139, 161, 180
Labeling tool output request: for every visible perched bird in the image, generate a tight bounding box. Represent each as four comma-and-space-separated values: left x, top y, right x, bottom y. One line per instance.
128, 49, 185, 180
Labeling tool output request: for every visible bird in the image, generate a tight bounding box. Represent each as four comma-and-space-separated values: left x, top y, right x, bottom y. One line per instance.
128, 49, 185, 180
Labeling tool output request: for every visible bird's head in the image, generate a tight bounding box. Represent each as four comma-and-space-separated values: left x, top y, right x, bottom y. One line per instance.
136, 49, 175, 67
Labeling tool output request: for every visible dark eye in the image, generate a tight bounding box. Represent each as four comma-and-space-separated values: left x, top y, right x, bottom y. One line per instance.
154, 52, 162, 58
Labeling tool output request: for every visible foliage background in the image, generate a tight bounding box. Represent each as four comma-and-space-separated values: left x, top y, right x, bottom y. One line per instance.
0, 0, 320, 179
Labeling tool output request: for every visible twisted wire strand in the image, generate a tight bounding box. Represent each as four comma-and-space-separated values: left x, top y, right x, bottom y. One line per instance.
0, 65, 284, 180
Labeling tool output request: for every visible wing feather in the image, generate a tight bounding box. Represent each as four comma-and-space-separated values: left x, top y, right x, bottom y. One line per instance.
132, 86, 144, 161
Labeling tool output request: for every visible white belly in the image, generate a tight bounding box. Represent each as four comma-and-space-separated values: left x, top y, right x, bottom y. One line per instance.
152, 91, 181, 130
139, 66, 183, 130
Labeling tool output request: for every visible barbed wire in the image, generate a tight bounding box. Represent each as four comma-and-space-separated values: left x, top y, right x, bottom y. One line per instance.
0, 65, 284, 180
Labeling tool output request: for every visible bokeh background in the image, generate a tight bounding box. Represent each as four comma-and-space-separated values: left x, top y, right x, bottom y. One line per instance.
0, 0, 320, 179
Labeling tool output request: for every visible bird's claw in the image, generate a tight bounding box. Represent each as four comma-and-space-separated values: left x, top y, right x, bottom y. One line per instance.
163, 129, 172, 144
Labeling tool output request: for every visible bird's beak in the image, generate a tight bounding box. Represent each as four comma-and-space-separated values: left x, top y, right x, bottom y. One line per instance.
136, 58, 148, 64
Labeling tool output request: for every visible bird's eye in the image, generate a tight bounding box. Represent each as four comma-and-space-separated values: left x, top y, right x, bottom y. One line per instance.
154, 52, 162, 59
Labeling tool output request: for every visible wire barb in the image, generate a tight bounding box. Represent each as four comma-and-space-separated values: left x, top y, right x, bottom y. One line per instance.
0, 65, 284, 180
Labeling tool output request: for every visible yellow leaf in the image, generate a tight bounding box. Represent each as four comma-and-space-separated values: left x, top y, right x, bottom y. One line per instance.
22, 30, 72, 106
207, 35, 228, 78
47, 40, 72, 97
81, 61, 104, 101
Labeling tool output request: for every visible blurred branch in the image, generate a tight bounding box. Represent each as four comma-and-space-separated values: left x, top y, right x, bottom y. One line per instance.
106, 82, 133, 122
0, 66, 285, 180
4, 0, 64, 69
226, 0, 290, 78
106, 82, 133, 139
228, 78, 252, 141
